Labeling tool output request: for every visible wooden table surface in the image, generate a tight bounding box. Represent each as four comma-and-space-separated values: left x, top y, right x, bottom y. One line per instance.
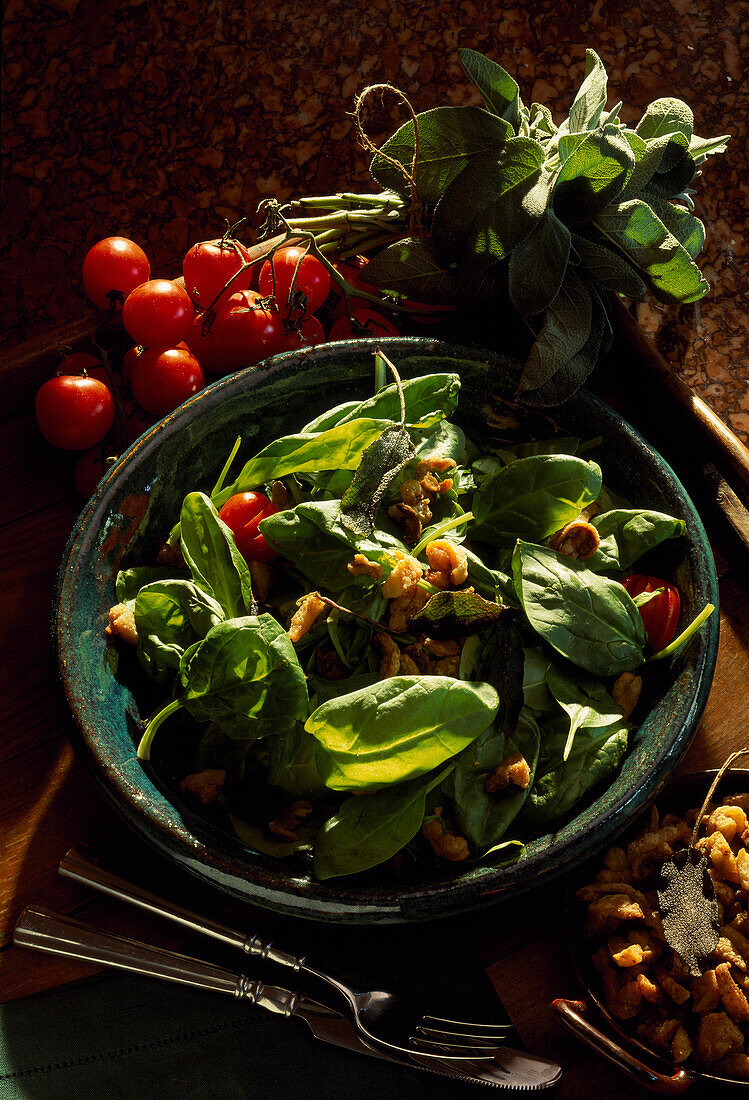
1, 320, 747, 1099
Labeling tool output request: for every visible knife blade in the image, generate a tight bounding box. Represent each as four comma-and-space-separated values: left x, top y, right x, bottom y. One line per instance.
294, 993, 561, 1089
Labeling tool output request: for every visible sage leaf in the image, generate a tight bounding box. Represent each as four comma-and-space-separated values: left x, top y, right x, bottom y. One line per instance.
306, 675, 499, 791
568, 49, 607, 132
689, 133, 730, 160
135, 579, 224, 670
360, 237, 459, 304
458, 48, 521, 130
618, 130, 688, 202
472, 454, 602, 543
595, 199, 708, 304
371, 106, 512, 203
340, 422, 415, 536
517, 269, 593, 393
512, 540, 646, 676
432, 139, 546, 262
445, 708, 540, 848
180, 492, 255, 619
646, 199, 705, 260
553, 126, 635, 223
509, 209, 571, 317
477, 616, 526, 736
644, 152, 697, 200
180, 614, 309, 739
571, 234, 647, 299
410, 589, 516, 638
314, 765, 452, 880
545, 664, 623, 760
657, 849, 720, 976
635, 97, 693, 144
214, 418, 392, 506
588, 508, 686, 572
519, 292, 607, 406
529, 102, 557, 140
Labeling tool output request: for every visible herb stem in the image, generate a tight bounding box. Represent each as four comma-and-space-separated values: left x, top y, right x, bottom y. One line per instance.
648, 603, 715, 662
210, 436, 242, 498
413, 511, 474, 557
137, 697, 182, 761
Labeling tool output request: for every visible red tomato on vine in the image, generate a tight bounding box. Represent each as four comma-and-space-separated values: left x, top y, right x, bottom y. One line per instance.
82, 237, 150, 310
258, 246, 330, 317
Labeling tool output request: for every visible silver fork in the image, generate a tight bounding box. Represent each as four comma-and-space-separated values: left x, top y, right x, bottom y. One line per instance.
60, 845, 514, 1062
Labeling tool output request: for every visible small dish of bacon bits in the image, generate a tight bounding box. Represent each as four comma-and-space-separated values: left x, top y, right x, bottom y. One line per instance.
576, 793, 749, 1080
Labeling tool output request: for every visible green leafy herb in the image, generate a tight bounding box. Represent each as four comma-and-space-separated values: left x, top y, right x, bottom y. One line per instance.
512, 540, 646, 676
134, 580, 224, 670
314, 765, 453, 880
545, 664, 624, 760
588, 508, 686, 571
471, 454, 602, 543
656, 849, 720, 976
305, 675, 498, 791
410, 589, 515, 638
180, 492, 255, 618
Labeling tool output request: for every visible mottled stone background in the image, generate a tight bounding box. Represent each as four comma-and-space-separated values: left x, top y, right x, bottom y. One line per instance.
3, 0, 747, 437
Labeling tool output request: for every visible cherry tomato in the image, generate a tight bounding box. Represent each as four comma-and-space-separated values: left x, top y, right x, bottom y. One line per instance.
329, 304, 399, 340
82, 237, 150, 310
130, 347, 204, 417
35, 376, 115, 450
213, 290, 285, 368
121, 345, 143, 385
258, 246, 330, 317
275, 315, 325, 353
219, 492, 280, 562
122, 280, 194, 348
185, 311, 229, 374
329, 256, 372, 319
182, 238, 252, 310
74, 446, 110, 497
621, 575, 681, 652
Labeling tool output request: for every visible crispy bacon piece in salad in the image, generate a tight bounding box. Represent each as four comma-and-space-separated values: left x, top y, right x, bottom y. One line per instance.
180, 769, 225, 805
287, 592, 326, 643
106, 603, 138, 645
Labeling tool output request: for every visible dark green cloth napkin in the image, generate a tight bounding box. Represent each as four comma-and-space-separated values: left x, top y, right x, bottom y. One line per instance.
1, 904, 512, 1100
0, 970, 500, 1100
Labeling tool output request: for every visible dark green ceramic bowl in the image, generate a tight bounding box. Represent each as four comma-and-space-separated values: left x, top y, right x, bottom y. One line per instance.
54, 338, 719, 922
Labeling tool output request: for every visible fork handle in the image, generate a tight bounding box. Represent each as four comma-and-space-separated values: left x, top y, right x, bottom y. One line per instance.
14, 905, 298, 1015
60, 845, 307, 971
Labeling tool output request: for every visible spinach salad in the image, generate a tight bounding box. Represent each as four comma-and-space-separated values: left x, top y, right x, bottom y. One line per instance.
110, 360, 712, 881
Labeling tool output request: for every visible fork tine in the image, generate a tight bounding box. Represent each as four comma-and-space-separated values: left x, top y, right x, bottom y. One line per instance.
420, 1013, 513, 1034
408, 1034, 508, 1058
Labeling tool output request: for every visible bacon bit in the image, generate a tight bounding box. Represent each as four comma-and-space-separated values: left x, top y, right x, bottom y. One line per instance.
106, 603, 138, 645
268, 800, 313, 841
287, 593, 326, 643
347, 553, 383, 580
180, 769, 226, 805
387, 502, 422, 545
549, 519, 600, 560
271, 480, 291, 508
424, 539, 468, 586
422, 807, 469, 862
485, 752, 531, 793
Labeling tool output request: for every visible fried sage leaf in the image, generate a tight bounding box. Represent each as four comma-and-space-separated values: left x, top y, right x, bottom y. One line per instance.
410, 590, 516, 639
657, 848, 720, 977
339, 423, 414, 536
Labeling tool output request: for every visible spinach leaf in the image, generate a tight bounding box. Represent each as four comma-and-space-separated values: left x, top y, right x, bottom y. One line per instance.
519, 717, 628, 829
462, 546, 518, 606
181, 614, 308, 738
314, 765, 453, 880
493, 436, 581, 463
230, 813, 317, 859
471, 454, 601, 543
134, 580, 224, 670
116, 566, 174, 604
308, 671, 380, 706
302, 401, 362, 433
180, 492, 254, 618
445, 708, 540, 848
267, 725, 327, 799
306, 675, 499, 791
512, 540, 646, 676
214, 419, 391, 507
587, 508, 686, 572
522, 647, 555, 713
260, 500, 406, 592
338, 373, 460, 431
410, 590, 516, 638
545, 663, 624, 760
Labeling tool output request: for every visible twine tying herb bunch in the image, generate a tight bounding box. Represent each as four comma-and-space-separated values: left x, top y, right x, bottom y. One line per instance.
657, 749, 749, 977
271, 48, 729, 406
